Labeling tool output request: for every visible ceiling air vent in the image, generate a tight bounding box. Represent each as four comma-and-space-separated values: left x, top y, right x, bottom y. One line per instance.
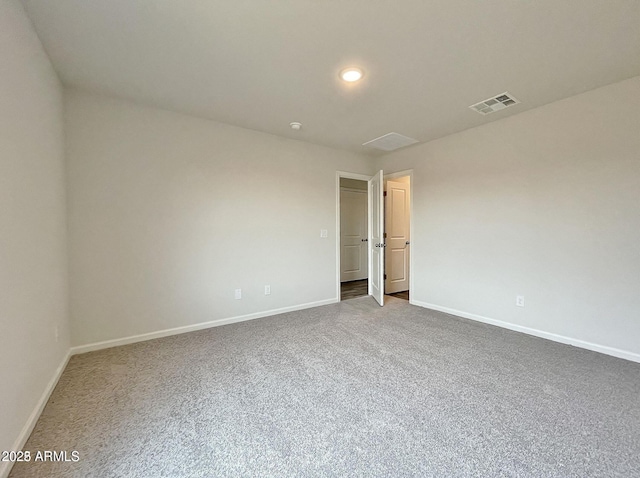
362, 132, 419, 151
470, 92, 520, 115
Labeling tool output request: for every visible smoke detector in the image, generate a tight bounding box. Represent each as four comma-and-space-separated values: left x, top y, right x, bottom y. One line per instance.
290, 122, 302, 131
470, 92, 519, 115
362, 132, 419, 151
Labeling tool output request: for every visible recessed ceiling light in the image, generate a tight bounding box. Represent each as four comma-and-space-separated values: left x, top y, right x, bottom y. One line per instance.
340, 68, 363, 82
290, 122, 302, 130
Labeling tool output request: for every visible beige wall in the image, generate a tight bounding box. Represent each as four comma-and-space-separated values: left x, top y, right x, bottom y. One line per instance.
65, 89, 374, 346
0, 0, 70, 465
66, 77, 640, 359
340, 178, 368, 190
379, 76, 640, 359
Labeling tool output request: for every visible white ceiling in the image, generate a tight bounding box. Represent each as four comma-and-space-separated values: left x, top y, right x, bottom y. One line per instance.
21, 0, 640, 155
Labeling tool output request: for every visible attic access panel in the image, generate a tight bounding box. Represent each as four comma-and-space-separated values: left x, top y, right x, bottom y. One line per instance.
362, 132, 419, 151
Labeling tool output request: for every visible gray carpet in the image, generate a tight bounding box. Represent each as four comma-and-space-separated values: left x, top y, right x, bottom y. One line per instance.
11, 297, 640, 477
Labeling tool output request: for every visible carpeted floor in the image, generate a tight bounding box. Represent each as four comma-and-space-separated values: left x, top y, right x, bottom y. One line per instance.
10, 297, 640, 477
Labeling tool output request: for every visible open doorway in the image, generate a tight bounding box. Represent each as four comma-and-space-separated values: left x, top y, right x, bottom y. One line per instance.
339, 177, 369, 301
384, 173, 411, 302
336, 170, 409, 305
335, 170, 384, 304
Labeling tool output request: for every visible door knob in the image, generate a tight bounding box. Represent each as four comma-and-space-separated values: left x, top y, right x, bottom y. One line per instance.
361, 238, 368, 242
405, 241, 410, 245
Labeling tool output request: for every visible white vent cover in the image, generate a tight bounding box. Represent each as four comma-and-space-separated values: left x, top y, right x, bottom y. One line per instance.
470, 92, 520, 115
362, 132, 419, 151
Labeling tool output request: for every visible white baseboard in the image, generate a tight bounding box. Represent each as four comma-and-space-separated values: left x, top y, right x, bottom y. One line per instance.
71, 298, 339, 355
410, 299, 640, 363
2, 298, 339, 478
1, 351, 72, 478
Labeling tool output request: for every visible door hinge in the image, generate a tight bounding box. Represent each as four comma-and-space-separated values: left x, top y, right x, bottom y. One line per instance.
384, 274, 387, 280
383, 191, 387, 196
383, 232, 387, 238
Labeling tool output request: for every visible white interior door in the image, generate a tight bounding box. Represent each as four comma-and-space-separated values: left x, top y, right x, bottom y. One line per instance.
340, 188, 368, 281
385, 179, 410, 294
368, 170, 384, 306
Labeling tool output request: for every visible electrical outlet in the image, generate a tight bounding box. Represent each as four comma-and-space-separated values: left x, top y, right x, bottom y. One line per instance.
516, 295, 525, 307
264, 285, 271, 295
320, 229, 328, 238
234, 289, 242, 300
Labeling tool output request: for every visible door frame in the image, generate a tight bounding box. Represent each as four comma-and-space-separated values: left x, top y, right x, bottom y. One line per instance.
384, 169, 414, 303
335, 171, 372, 301
336, 169, 414, 304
